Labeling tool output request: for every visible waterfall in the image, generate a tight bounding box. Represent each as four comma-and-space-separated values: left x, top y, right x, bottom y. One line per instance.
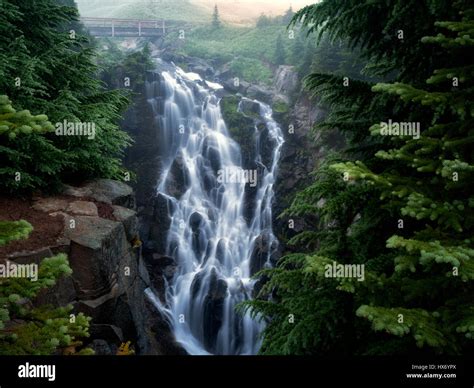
146, 63, 284, 355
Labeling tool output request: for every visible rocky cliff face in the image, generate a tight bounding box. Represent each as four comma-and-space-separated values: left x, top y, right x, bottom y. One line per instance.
119, 69, 188, 354
270, 66, 325, 244
113, 57, 336, 353
4, 179, 183, 355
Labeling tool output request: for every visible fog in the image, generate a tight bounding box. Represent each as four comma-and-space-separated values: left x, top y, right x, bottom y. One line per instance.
75, 0, 316, 24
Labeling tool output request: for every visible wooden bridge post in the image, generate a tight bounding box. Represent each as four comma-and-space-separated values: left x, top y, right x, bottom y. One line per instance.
138, 21, 142, 37
111, 20, 115, 37
162, 19, 166, 34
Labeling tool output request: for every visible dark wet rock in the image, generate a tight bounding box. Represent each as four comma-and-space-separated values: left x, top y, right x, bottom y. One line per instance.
250, 231, 279, 276
223, 78, 250, 94
215, 239, 226, 264
258, 124, 278, 169
146, 254, 177, 303
164, 152, 190, 198
202, 170, 216, 193
202, 268, 228, 352
148, 194, 172, 254
112, 205, 139, 241
189, 212, 204, 230
239, 99, 260, 118
246, 85, 273, 104
89, 324, 124, 344
90, 339, 113, 355
149, 254, 177, 283
206, 146, 222, 174
143, 296, 188, 355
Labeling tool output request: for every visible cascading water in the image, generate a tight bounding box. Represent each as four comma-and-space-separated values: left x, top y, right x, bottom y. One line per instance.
145, 62, 284, 355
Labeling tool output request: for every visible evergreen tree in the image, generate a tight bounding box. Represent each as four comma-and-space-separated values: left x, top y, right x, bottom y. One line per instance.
242, 0, 473, 355
290, 33, 305, 68
282, 6, 295, 24
0, 0, 131, 194
298, 40, 314, 77
212, 4, 221, 29
256, 13, 271, 28
274, 34, 286, 66
329, 6, 474, 352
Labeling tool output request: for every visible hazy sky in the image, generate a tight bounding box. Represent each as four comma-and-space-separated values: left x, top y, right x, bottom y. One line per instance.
193, 0, 316, 23
76, 0, 317, 25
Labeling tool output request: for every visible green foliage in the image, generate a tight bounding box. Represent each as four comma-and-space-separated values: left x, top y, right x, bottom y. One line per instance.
0, 0, 131, 194
0, 220, 32, 246
243, 0, 474, 356
172, 24, 291, 83
0, 229, 91, 355
256, 14, 273, 29
220, 96, 255, 161
238, 254, 351, 355
99, 41, 155, 92
76, 0, 208, 23
0, 95, 66, 193
173, 21, 363, 85
272, 100, 289, 114
274, 35, 286, 66
0, 254, 91, 355
0, 95, 55, 138
229, 57, 273, 85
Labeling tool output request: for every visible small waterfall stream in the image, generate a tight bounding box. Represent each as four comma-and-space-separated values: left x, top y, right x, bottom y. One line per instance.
146, 63, 284, 355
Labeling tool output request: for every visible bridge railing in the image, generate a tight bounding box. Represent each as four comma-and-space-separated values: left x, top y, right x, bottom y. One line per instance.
80, 17, 167, 36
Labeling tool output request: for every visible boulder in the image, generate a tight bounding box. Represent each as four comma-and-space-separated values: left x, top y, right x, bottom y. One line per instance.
4, 179, 166, 355
274, 65, 298, 95
62, 184, 93, 198
89, 324, 124, 344
189, 64, 214, 78
203, 269, 228, 352
65, 216, 127, 299
67, 201, 98, 217
76, 283, 121, 321
112, 205, 139, 241
32, 198, 68, 213
164, 152, 190, 198
239, 99, 261, 118
64, 179, 135, 209
6, 247, 55, 264
246, 85, 273, 103
189, 212, 204, 231
90, 339, 113, 355
223, 78, 250, 94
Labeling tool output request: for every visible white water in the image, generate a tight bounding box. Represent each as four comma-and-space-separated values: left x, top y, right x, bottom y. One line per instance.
146, 64, 284, 355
